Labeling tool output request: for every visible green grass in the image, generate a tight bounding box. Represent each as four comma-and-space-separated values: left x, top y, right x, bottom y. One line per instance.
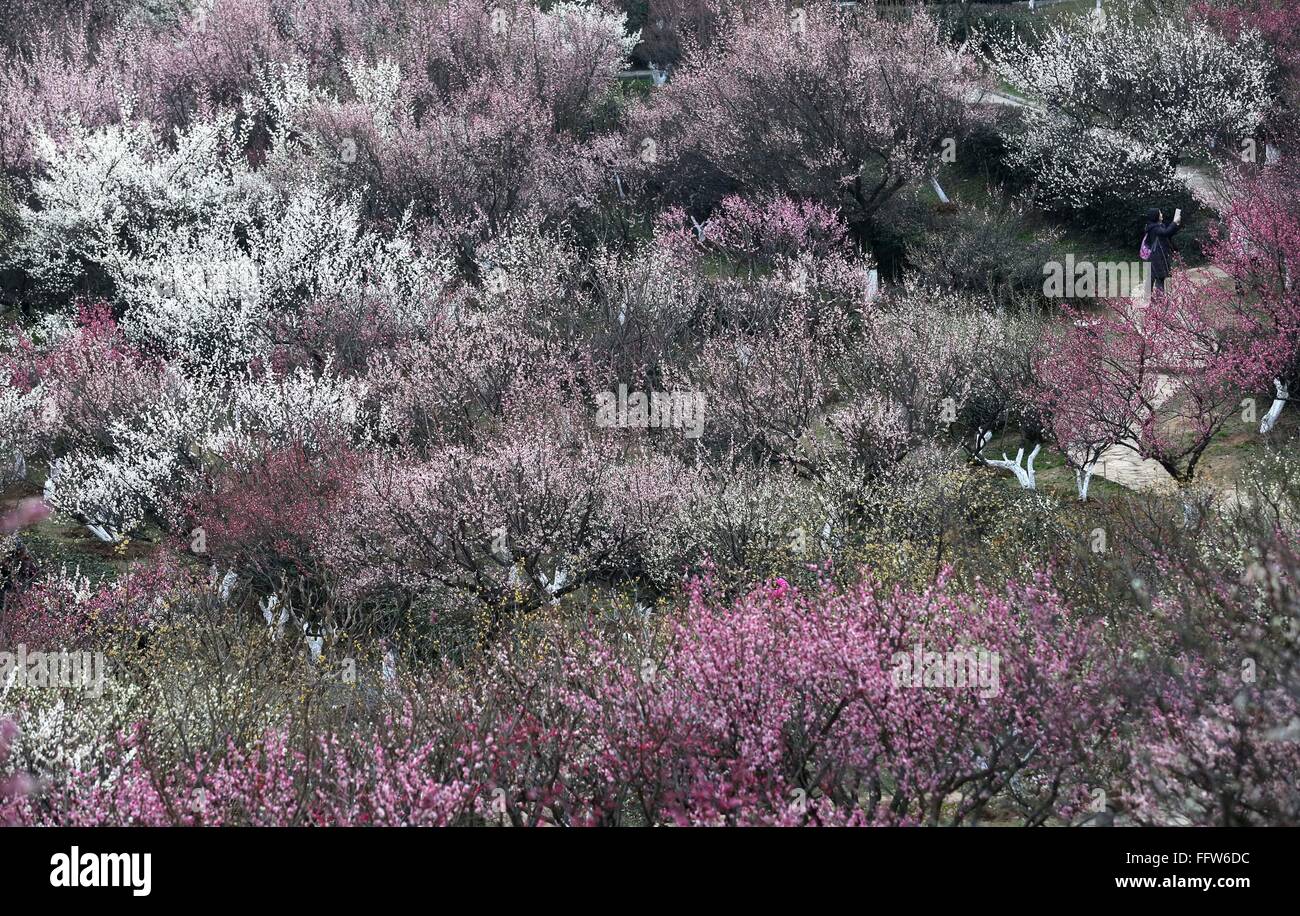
1, 464, 161, 584
933, 158, 1141, 264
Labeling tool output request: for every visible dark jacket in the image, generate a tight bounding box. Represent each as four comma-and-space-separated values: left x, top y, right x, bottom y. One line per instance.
1145, 219, 1181, 280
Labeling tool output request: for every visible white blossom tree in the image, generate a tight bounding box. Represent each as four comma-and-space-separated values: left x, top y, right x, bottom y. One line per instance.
983, 1, 1273, 212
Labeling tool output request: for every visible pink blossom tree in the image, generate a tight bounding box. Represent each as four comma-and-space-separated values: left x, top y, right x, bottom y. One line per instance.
0, 497, 49, 535
1032, 292, 1265, 488
326, 378, 698, 631
631, 1, 980, 231
14, 569, 1116, 827
1199, 158, 1300, 433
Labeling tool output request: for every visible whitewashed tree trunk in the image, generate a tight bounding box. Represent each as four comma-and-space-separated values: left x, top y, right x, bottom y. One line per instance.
1075, 466, 1094, 501
86, 523, 120, 544
304, 621, 323, 663
261, 594, 288, 639
1261, 378, 1288, 433
986, 444, 1040, 489
975, 431, 1040, 489
218, 569, 238, 604
536, 567, 571, 606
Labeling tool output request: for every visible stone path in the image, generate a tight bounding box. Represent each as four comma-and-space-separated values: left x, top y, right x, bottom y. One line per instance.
1091, 448, 1177, 494
1088, 361, 1179, 494
1084, 263, 1236, 494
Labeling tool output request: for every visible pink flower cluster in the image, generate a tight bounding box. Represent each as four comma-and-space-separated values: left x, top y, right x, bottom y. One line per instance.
12, 572, 1113, 826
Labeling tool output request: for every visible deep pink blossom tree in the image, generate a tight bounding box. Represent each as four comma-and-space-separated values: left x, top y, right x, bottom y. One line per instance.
14, 570, 1116, 827
1199, 158, 1300, 433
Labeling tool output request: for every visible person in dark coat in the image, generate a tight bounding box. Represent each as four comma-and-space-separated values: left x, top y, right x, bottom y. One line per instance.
1144, 207, 1182, 294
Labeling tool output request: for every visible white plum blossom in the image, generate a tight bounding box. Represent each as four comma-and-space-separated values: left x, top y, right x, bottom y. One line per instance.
983, 1, 1274, 210
7, 106, 453, 375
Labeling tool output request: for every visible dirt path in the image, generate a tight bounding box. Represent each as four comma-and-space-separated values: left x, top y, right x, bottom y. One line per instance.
1176, 165, 1228, 212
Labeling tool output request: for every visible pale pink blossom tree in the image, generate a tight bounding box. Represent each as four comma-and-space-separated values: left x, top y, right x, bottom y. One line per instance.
631, 1, 980, 230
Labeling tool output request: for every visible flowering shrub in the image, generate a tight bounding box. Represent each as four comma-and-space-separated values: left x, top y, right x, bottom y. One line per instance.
187, 437, 361, 602
11, 571, 1116, 826
300, 0, 634, 245
984, 1, 1272, 231
997, 111, 1192, 231
7, 109, 451, 367
0, 716, 28, 826
326, 379, 700, 628
0, 557, 177, 648
984, 1, 1273, 171
1194, 0, 1300, 139
1105, 456, 1300, 825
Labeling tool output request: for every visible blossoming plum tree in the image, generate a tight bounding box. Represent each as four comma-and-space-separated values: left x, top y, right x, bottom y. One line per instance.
984, 1, 1273, 215
1199, 158, 1300, 433
633, 1, 980, 230
1032, 291, 1265, 488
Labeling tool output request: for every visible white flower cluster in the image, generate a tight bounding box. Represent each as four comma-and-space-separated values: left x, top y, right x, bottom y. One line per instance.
9, 102, 452, 369
342, 58, 406, 134
0, 384, 44, 485
207, 364, 370, 459
41, 364, 369, 540
984, 1, 1274, 209
44, 375, 221, 540
1004, 113, 1184, 213
1, 98, 457, 539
